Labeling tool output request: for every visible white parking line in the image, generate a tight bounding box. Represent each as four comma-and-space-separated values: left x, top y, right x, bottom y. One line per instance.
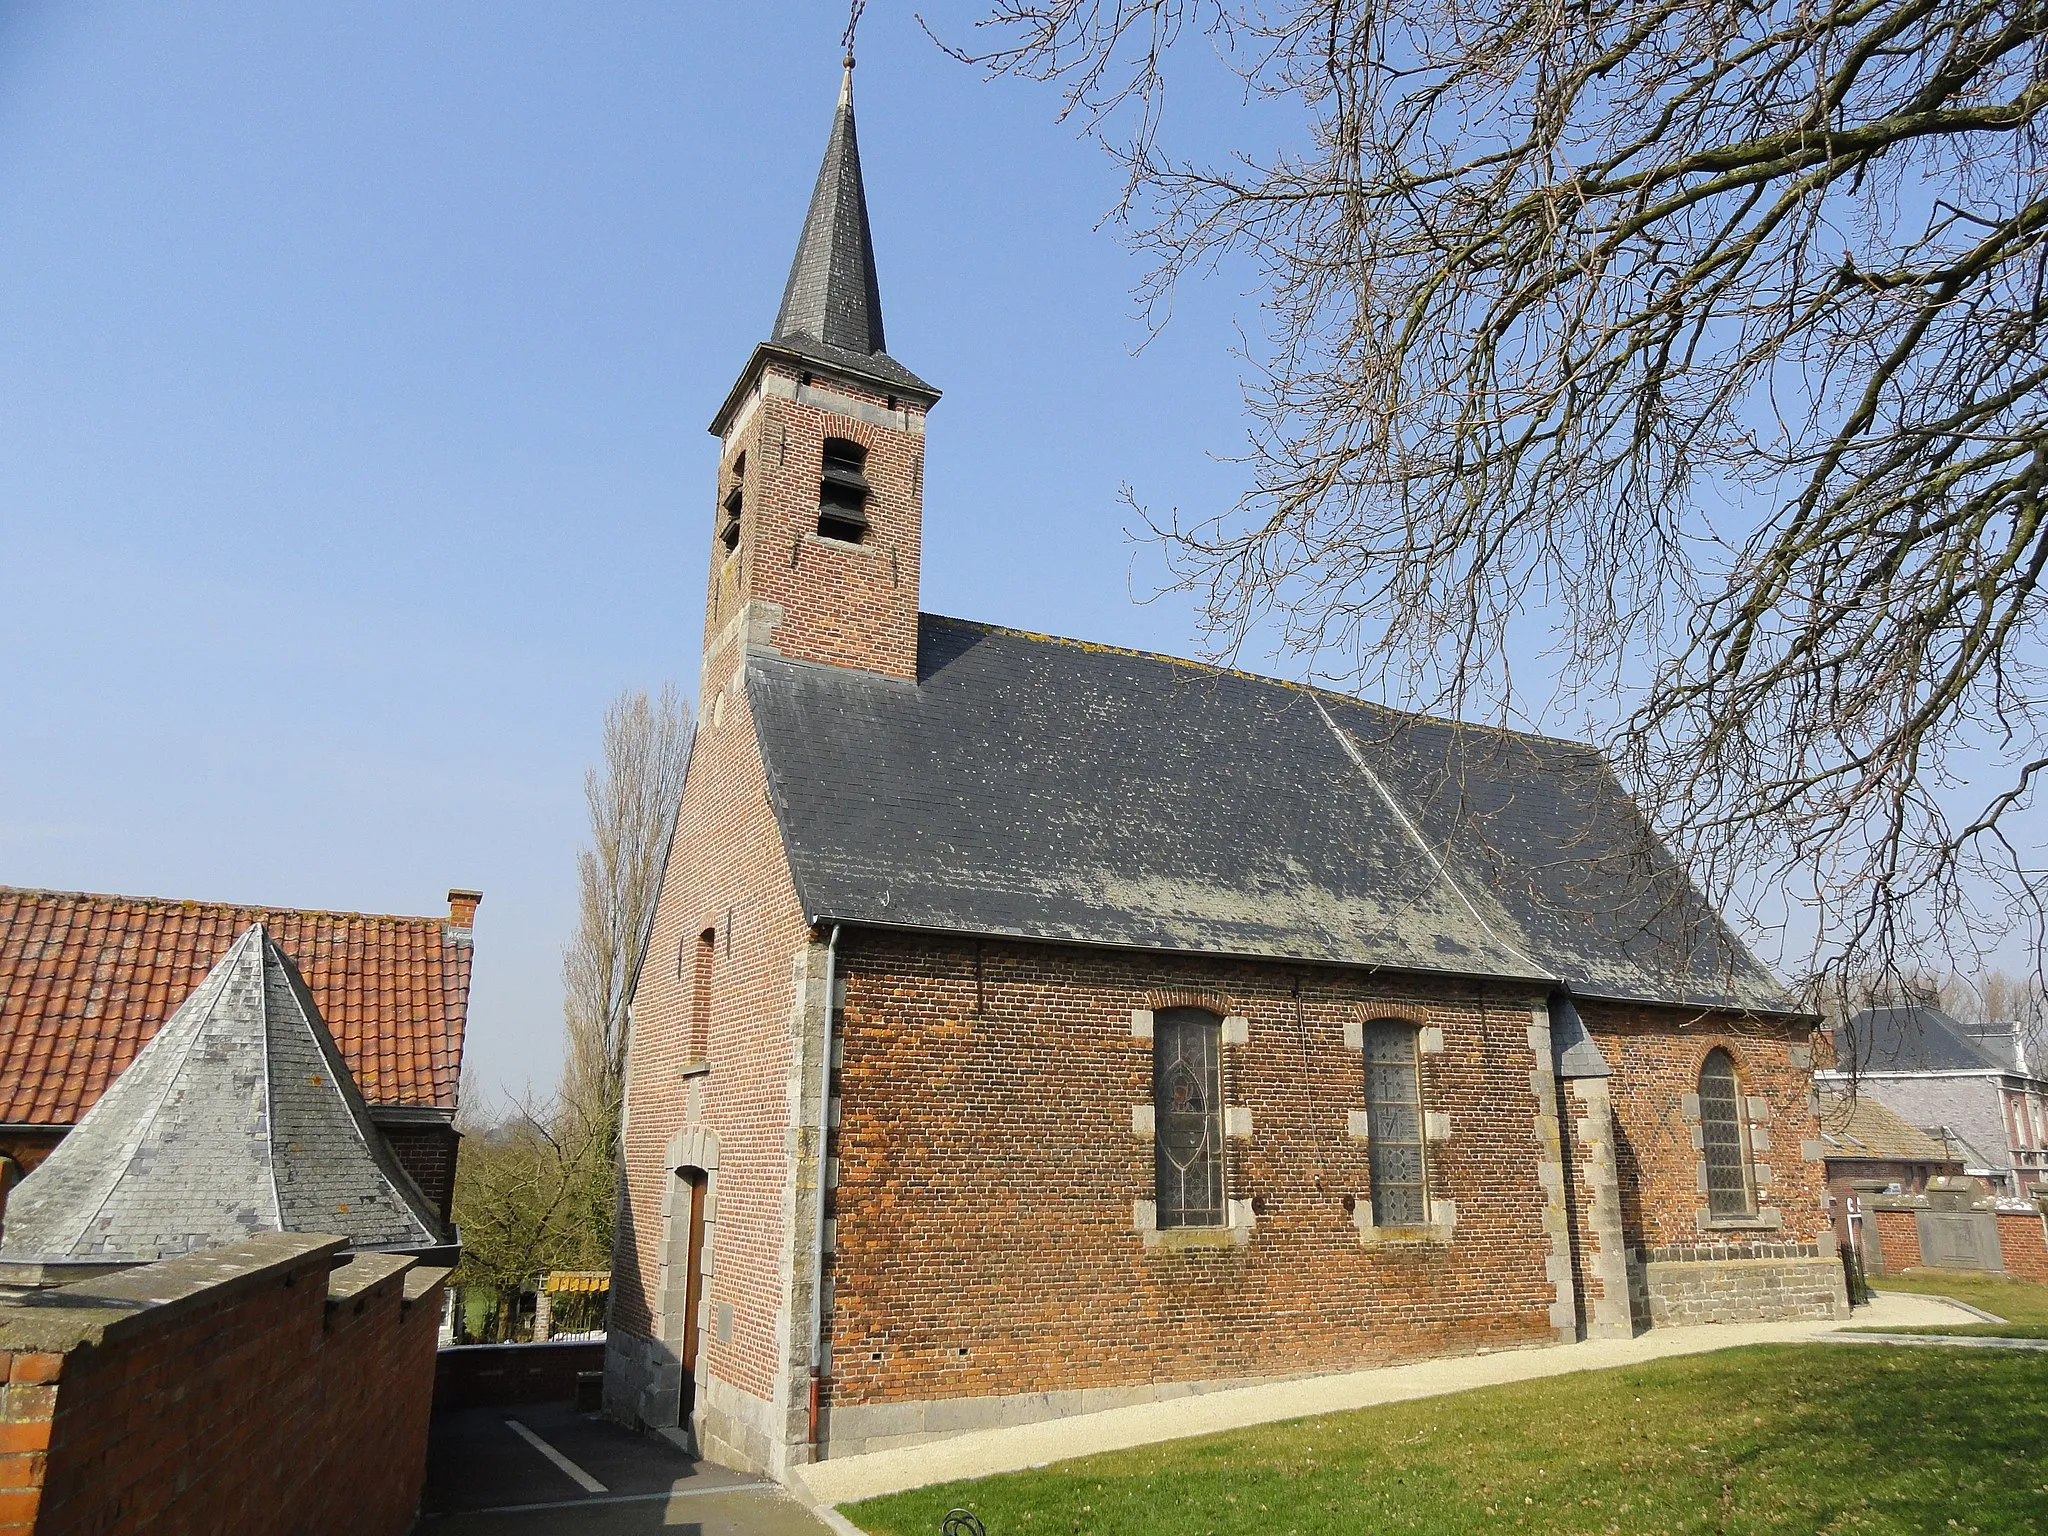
505, 1418, 608, 1493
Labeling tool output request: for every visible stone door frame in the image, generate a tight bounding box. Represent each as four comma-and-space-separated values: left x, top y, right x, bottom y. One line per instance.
656, 1126, 721, 1440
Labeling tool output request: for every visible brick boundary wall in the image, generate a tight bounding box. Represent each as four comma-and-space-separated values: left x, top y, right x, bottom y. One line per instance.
435, 1341, 605, 1410
1864, 1198, 2048, 1283
1998, 1209, 2048, 1283
1870, 1207, 1920, 1274
0, 1233, 446, 1536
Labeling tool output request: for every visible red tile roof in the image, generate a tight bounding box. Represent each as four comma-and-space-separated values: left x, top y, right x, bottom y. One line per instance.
0, 886, 474, 1125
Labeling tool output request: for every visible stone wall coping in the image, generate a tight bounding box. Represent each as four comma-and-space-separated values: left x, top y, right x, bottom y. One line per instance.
1865, 1193, 2007, 1212
0, 1232, 346, 1354
326, 1252, 415, 1307
401, 1265, 453, 1312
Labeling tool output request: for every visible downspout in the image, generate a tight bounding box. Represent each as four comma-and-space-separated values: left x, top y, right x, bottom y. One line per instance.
807, 923, 841, 1453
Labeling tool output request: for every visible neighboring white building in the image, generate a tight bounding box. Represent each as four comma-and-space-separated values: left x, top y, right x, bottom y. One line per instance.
1820, 1004, 2048, 1195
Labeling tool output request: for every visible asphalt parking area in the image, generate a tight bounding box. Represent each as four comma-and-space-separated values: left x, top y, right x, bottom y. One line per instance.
420, 1402, 826, 1535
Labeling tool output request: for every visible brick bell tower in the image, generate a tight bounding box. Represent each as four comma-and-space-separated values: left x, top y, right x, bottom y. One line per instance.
702, 59, 938, 689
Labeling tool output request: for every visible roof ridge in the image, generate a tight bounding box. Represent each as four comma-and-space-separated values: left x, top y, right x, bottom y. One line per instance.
0, 886, 451, 928
917, 613, 1589, 751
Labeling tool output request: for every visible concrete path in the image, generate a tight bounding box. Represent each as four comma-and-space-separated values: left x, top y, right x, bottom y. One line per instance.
794, 1292, 1976, 1509
1822, 1331, 2048, 1351
422, 1401, 823, 1536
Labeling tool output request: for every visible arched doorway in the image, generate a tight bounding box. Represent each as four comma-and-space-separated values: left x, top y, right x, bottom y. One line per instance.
672, 1167, 708, 1427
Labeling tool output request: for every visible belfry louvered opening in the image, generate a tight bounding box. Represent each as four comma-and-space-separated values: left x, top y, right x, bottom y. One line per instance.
718, 452, 744, 554
817, 438, 870, 542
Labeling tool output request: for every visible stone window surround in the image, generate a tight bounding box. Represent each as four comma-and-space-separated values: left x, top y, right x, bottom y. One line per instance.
1130, 1004, 1255, 1248
1680, 1046, 1784, 1232
1343, 1016, 1454, 1245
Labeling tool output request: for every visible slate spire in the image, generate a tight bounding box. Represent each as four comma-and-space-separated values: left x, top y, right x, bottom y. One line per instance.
772, 61, 888, 357
0, 925, 445, 1264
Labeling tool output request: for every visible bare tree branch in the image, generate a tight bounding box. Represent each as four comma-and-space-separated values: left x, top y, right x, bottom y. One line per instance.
950, 0, 2048, 990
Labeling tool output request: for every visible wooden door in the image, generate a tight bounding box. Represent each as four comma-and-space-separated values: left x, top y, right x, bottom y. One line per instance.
678, 1169, 708, 1426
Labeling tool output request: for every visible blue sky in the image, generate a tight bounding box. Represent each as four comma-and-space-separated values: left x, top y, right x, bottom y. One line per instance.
0, 2, 1264, 1100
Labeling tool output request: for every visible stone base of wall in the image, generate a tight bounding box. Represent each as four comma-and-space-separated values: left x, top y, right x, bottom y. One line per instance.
822, 1373, 1280, 1459
1633, 1253, 1848, 1326
605, 1330, 797, 1480
696, 1372, 787, 1477
602, 1330, 678, 1432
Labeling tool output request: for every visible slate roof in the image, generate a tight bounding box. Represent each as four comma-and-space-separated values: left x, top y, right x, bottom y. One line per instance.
0, 887, 472, 1125
766, 66, 933, 395
747, 615, 1790, 1013
0, 926, 445, 1262
1818, 1089, 1958, 1164
1835, 1005, 2009, 1075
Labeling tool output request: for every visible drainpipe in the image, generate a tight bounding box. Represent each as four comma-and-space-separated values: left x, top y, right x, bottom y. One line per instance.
807, 924, 841, 1452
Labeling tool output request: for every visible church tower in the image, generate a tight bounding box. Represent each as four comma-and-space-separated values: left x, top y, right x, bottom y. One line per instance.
701, 62, 938, 688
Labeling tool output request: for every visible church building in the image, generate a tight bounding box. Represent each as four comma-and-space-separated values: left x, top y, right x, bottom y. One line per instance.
606, 63, 1847, 1479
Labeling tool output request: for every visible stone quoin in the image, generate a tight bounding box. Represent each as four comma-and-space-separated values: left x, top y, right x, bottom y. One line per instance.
604, 57, 1845, 1481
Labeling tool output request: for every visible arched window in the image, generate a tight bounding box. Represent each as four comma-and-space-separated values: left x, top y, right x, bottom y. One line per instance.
817, 438, 870, 542
1699, 1049, 1754, 1218
1154, 1008, 1224, 1228
1362, 1020, 1427, 1227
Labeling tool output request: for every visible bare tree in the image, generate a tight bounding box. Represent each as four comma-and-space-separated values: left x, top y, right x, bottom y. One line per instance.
561, 686, 693, 1213
449, 1095, 612, 1340
947, 0, 2048, 992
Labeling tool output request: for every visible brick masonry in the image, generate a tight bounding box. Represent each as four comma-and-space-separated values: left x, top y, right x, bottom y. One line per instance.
379, 1123, 460, 1224
821, 932, 1565, 1445
703, 362, 926, 686
0, 1232, 445, 1536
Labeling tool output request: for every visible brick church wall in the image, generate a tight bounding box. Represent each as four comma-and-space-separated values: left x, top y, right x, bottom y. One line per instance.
819, 930, 1568, 1454
0, 1233, 443, 1536
606, 671, 816, 1471
1582, 1005, 1831, 1251
1581, 1005, 1844, 1324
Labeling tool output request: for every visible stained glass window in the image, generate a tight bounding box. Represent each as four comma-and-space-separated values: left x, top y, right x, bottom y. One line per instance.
1154, 1008, 1225, 1228
1699, 1049, 1754, 1218
1363, 1021, 1427, 1227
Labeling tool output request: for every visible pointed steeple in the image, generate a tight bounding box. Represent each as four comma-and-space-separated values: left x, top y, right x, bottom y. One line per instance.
773, 61, 888, 357
0, 925, 445, 1264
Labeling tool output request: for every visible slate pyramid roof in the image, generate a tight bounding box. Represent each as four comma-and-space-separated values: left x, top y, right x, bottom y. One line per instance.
766, 66, 933, 396
0, 925, 445, 1262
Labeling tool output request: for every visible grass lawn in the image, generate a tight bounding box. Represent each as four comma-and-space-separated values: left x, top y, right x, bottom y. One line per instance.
1857, 1270, 2048, 1338
843, 1345, 2048, 1536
